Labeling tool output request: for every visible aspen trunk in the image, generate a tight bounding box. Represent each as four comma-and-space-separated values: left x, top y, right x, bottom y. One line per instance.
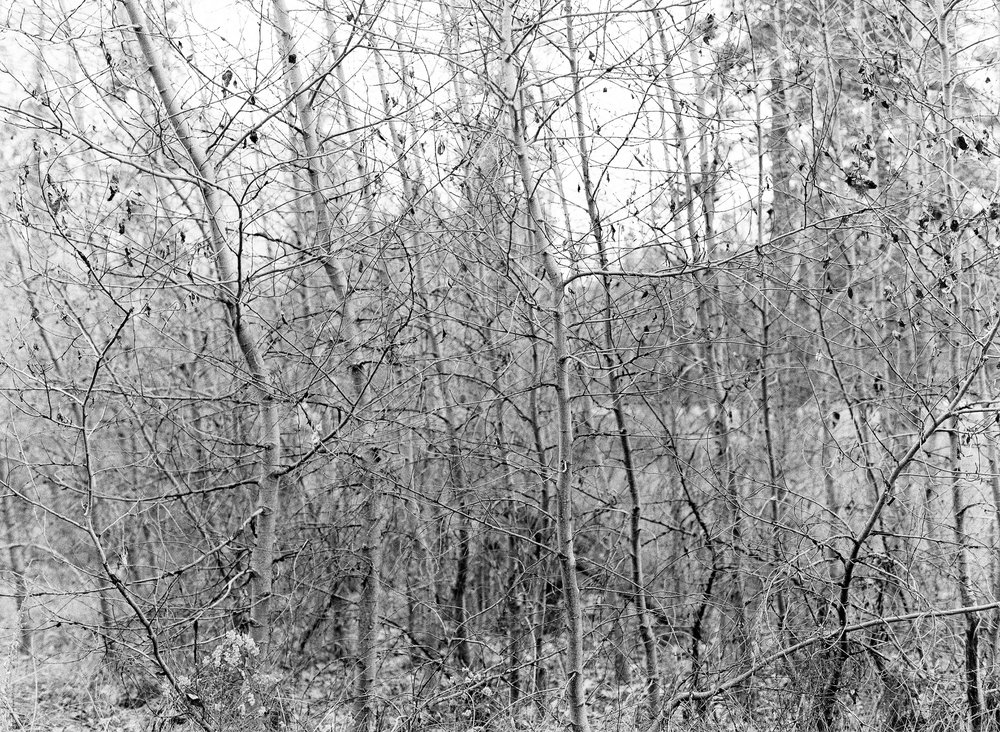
122, 0, 282, 648
931, 0, 980, 725
0, 460, 30, 656
499, 5, 590, 727
271, 4, 385, 724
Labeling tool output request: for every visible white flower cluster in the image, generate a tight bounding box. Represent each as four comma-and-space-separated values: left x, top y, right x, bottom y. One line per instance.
210, 630, 260, 669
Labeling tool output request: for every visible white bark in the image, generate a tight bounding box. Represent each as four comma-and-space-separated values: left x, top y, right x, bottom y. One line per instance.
499, 5, 590, 730
270, 4, 385, 727
121, 0, 282, 647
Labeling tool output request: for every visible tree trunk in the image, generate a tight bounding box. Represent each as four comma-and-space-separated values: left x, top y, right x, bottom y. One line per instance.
0, 460, 31, 656
933, 0, 981, 724
500, 6, 590, 727
561, 0, 659, 717
122, 0, 282, 648
271, 4, 386, 723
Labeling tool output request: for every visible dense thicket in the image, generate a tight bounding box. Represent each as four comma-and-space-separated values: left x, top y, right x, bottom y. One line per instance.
2, 0, 1000, 730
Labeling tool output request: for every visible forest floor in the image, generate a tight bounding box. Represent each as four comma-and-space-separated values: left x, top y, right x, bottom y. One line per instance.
0, 653, 657, 732
0, 610, 657, 732
0, 634, 954, 732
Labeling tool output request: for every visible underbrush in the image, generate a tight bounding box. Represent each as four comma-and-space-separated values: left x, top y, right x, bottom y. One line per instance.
0, 633, 984, 732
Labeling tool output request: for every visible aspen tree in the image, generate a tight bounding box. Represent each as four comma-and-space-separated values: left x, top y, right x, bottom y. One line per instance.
121, 0, 283, 648
498, 2, 590, 728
